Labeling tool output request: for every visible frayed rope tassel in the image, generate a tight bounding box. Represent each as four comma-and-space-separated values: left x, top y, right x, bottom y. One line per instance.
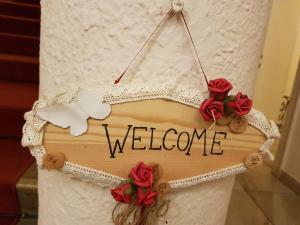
112, 198, 170, 225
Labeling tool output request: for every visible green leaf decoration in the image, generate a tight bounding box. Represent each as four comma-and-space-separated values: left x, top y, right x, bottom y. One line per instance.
123, 184, 137, 196
132, 184, 137, 193
124, 187, 133, 195
142, 188, 147, 194
118, 179, 131, 186
223, 95, 235, 104
224, 95, 235, 116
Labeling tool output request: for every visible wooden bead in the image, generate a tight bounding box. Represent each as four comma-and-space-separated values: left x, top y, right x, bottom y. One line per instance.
216, 115, 231, 126
43, 152, 66, 170
229, 116, 248, 133
244, 153, 262, 169
154, 181, 171, 196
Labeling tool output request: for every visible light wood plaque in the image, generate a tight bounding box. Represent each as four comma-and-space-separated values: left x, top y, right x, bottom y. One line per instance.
43, 99, 266, 181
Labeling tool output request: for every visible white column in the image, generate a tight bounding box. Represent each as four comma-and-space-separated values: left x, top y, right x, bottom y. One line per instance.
38, 0, 272, 224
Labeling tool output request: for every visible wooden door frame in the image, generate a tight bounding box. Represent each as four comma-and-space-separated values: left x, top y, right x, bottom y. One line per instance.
272, 59, 300, 176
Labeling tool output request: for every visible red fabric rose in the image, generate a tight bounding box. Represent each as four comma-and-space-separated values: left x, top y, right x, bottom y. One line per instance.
130, 162, 154, 188
208, 78, 233, 101
111, 183, 133, 204
227, 92, 253, 116
199, 98, 224, 121
136, 187, 158, 207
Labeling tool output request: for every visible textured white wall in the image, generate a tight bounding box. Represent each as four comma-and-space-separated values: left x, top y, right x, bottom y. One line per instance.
40, 0, 272, 99
38, 0, 272, 225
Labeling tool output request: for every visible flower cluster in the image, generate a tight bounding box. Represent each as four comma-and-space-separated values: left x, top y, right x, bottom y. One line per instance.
200, 78, 253, 121
111, 162, 158, 207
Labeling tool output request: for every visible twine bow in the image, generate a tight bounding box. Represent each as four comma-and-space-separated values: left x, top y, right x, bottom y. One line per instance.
111, 162, 171, 225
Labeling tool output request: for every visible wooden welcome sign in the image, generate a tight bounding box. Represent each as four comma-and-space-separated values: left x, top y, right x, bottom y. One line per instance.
42, 99, 266, 181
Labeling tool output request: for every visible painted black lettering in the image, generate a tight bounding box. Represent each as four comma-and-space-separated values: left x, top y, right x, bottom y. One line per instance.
149, 127, 162, 150
186, 129, 207, 156
210, 131, 227, 155
132, 127, 147, 150
177, 131, 190, 152
102, 124, 132, 158
162, 128, 177, 150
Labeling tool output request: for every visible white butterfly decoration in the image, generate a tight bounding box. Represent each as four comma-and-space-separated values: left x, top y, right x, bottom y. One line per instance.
38, 89, 111, 136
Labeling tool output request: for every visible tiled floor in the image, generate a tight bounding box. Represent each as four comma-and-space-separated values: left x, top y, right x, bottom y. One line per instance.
226, 164, 300, 225
17, 164, 300, 225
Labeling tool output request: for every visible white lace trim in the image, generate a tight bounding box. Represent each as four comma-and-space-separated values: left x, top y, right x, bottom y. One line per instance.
22, 87, 280, 189
30, 144, 246, 189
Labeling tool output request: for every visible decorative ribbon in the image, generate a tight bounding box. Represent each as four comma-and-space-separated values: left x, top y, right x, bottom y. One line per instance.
208, 111, 216, 130
259, 120, 281, 161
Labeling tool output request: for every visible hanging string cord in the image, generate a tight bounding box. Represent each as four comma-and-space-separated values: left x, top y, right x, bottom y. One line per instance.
114, 6, 210, 86
208, 110, 216, 130
180, 11, 209, 86
114, 8, 173, 84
